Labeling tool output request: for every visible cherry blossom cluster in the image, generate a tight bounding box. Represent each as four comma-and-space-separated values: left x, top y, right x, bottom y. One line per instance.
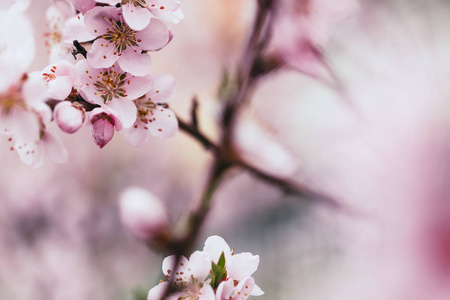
148, 235, 264, 300
0, 0, 182, 168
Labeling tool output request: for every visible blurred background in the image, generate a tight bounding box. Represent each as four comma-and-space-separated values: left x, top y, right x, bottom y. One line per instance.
1, 0, 450, 299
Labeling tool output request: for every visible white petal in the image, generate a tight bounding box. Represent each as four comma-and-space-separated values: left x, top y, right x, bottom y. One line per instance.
203, 235, 232, 265
162, 255, 189, 277
189, 251, 211, 282
228, 253, 259, 280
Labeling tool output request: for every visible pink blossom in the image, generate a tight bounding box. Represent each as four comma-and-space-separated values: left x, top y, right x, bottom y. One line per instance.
46, 2, 95, 63
28, 60, 79, 101
84, 6, 170, 76
76, 60, 153, 128
120, 74, 178, 146
148, 251, 214, 300
203, 235, 264, 296
94, 0, 182, 30
70, 0, 96, 14
271, 0, 359, 74
215, 277, 256, 300
89, 107, 123, 148
119, 187, 169, 240
0, 3, 35, 93
54, 101, 85, 134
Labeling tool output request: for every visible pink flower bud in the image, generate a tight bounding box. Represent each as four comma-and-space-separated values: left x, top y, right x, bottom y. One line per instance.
119, 187, 170, 241
54, 101, 85, 134
89, 107, 122, 148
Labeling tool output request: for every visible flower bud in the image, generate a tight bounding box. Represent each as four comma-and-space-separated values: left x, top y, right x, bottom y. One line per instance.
119, 187, 170, 242
54, 101, 85, 134
89, 107, 122, 148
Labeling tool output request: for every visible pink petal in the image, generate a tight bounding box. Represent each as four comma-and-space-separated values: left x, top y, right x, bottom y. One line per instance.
87, 38, 119, 69
147, 106, 178, 138
63, 14, 96, 43
228, 253, 259, 280
90, 114, 116, 148
84, 6, 119, 36
42, 129, 69, 164
118, 50, 152, 76
120, 123, 151, 147
235, 277, 255, 300
146, 74, 176, 103
124, 74, 154, 100
94, 0, 120, 5
216, 280, 235, 300
136, 18, 170, 50
107, 99, 137, 128
71, 0, 96, 14
122, 4, 151, 31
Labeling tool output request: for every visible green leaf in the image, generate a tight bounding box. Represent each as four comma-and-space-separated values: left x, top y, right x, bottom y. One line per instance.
210, 251, 227, 290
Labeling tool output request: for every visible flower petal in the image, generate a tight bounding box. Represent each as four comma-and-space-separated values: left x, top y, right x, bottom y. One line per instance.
146, 74, 176, 103
189, 251, 211, 282
87, 38, 119, 69
203, 235, 232, 265
136, 18, 169, 50
161, 255, 189, 277
228, 253, 259, 280
118, 50, 152, 76
122, 4, 151, 31
147, 106, 178, 138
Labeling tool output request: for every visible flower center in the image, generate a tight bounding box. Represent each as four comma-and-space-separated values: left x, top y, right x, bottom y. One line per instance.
0, 87, 26, 115
103, 20, 138, 54
94, 70, 128, 103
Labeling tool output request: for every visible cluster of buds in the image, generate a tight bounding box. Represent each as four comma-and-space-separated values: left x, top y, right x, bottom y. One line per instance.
149, 235, 264, 300
0, 0, 182, 167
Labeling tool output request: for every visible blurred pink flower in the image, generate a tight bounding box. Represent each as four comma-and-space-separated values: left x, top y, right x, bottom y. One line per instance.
84, 6, 170, 76
234, 117, 297, 179
271, 0, 359, 75
121, 74, 178, 146
119, 186, 170, 240
0, 3, 35, 93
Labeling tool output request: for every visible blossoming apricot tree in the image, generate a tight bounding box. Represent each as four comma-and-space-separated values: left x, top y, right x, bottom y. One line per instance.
0, 0, 358, 298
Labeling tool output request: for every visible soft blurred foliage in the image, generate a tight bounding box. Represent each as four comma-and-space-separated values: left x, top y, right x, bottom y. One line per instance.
1, 0, 450, 299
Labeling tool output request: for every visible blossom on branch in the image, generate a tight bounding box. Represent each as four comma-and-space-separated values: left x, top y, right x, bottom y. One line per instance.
147, 236, 263, 300
84, 6, 170, 76
121, 74, 178, 146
